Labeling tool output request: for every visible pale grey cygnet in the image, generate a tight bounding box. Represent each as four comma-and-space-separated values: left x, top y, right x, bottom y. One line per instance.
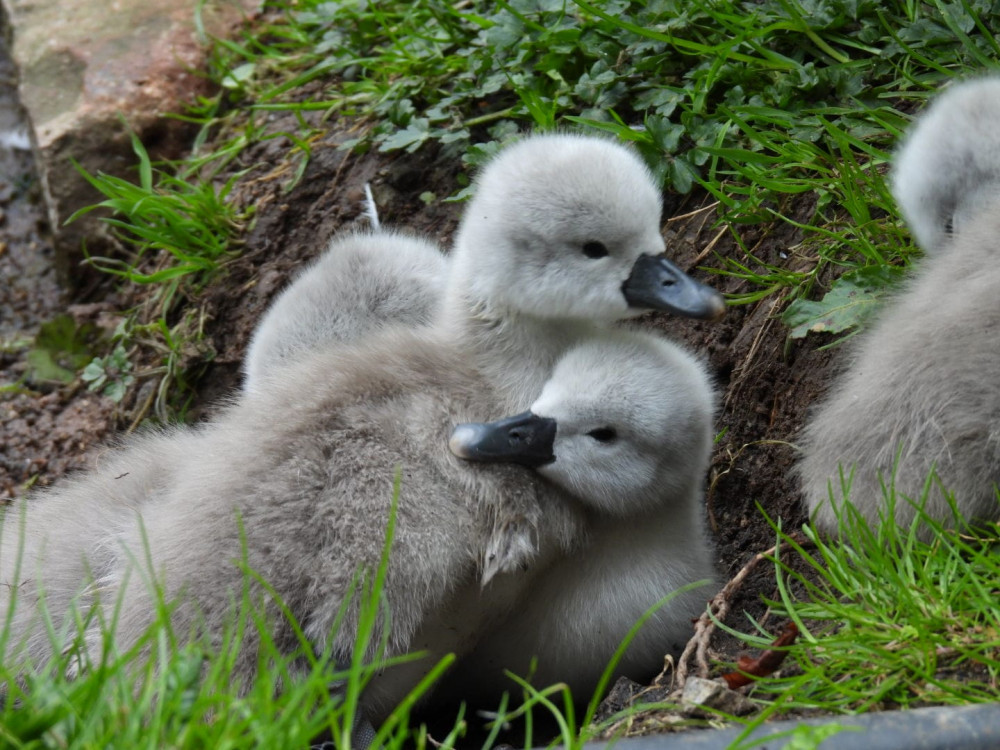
243, 133, 724, 408
243, 231, 447, 394
62, 328, 588, 722
439, 132, 725, 410
797, 75, 1000, 535
445, 327, 716, 703
2, 325, 714, 726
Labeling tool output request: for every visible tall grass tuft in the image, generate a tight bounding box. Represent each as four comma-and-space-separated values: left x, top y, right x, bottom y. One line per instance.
720, 480, 1000, 734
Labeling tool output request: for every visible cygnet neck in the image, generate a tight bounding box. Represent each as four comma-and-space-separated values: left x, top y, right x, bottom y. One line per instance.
438, 284, 596, 412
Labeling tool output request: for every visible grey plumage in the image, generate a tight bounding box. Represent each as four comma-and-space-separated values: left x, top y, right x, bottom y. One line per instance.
797, 76, 1000, 533
0, 431, 189, 671
243, 231, 447, 394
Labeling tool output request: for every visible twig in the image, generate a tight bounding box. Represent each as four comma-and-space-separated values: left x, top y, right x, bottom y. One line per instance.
690, 225, 728, 266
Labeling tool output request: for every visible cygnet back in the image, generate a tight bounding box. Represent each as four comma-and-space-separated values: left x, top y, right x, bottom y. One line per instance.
243, 231, 447, 393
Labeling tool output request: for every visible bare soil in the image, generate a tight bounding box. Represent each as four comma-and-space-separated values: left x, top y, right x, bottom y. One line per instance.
0, 47, 846, 743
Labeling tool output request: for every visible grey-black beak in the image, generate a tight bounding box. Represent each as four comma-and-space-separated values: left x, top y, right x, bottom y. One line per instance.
622, 254, 726, 320
449, 411, 557, 468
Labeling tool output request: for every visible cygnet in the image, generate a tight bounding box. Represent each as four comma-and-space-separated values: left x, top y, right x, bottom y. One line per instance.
443, 327, 716, 703
797, 75, 1000, 534
243, 133, 724, 407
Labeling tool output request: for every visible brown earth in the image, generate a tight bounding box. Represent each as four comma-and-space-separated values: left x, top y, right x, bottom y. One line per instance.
0, 33, 847, 744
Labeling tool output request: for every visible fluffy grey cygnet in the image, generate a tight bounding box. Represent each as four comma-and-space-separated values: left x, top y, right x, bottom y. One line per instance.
0, 329, 580, 718
6, 327, 707, 717
443, 327, 716, 703
797, 75, 1000, 534
441, 133, 724, 410
242, 133, 724, 405
243, 231, 447, 394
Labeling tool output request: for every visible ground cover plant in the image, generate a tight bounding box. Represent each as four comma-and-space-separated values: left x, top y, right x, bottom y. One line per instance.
4, 0, 1000, 746
717, 486, 1000, 744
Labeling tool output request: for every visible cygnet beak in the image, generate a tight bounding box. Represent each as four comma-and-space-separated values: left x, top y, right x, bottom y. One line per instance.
449, 411, 557, 467
622, 254, 726, 321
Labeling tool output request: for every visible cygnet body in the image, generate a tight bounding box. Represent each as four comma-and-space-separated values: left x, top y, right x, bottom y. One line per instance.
797, 76, 1000, 533
243, 231, 447, 394
3, 328, 580, 719
0, 432, 189, 669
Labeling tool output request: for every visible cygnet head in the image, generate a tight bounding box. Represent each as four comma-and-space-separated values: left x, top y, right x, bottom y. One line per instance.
450, 133, 725, 323
449, 330, 715, 516
892, 75, 1000, 252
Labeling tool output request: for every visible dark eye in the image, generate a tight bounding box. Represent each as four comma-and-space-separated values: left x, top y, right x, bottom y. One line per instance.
587, 427, 617, 443
582, 241, 608, 259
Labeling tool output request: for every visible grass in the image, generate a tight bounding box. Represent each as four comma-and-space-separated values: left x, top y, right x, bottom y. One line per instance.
717, 483, 1000, 743
66, 128, 250, 419
194, 0, 992, 307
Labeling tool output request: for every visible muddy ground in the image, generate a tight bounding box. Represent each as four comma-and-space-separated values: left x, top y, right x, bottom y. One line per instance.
0, 36, 846, 743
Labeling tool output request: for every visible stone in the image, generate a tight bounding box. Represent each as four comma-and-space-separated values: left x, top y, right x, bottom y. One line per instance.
2, 0, 261, 284
680, 676, 757, 717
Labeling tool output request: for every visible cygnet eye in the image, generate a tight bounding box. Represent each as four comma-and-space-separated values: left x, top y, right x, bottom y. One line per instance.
582, 241, 609, 259
587, 427, 617, 443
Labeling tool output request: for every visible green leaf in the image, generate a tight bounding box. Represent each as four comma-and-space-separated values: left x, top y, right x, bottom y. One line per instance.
783, 265, 905, 339
25, 315, 97, 384
25, 349, 76, 384
102, 376, 133, 403
223, 62, 256, 90
81, 360, 107, 384
378, 121, 431, 153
